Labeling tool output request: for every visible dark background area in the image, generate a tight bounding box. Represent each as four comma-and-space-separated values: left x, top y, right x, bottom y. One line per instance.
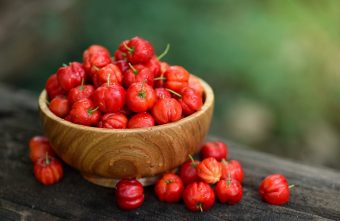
1, 0, 340, 169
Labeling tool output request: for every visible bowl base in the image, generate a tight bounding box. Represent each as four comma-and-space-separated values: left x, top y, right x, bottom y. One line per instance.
82, 173, 161, 188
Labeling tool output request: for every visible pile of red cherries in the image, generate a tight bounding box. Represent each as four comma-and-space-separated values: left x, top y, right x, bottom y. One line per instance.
45, 36, 204, 128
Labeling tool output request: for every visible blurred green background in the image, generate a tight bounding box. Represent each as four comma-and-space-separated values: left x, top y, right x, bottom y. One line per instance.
1, 0, 340, 169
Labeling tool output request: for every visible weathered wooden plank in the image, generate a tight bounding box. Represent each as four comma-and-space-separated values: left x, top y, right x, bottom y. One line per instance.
0, 84, 340, 221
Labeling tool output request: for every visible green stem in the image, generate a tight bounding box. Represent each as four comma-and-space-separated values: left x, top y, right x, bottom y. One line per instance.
107, 74, 111, 86
79, 78, 85, 91
124, 42, 135, 53
289, 184, 295, 189
62, 63, 68, 67
45, 152, 50, 165
88, 106, 99, 115
166, 88, 182, 98
153, 77, 166, 81
157, 44, 170, 60
128, 63, 138, 75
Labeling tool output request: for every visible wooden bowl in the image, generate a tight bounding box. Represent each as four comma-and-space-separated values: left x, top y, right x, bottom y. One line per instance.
38, 77, 214, 187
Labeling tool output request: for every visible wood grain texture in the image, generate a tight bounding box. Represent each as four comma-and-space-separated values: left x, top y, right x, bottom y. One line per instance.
38, 78, 214, 186
1, 84, 340, 221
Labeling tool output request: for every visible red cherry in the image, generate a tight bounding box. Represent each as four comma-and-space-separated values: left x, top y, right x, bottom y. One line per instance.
145, 56, 161, 77
164, 66, 189, 93
155, 88, 171, 100
115, 179, 144, 210
67, 83, 94, 104
93, 83, 125, 113
259, 174, 292, 205
215, 178, 243, 205
183, 182, 215, 212
114, 59, 129, 73
188, 75, 204, 97
45, 74, 66, 100
69, 98, 101, 126
114, 40, 129, 61
201, 141, 228, 161
221, 159, 244, 184
128, 112, 155, 129
98, 113, 128, 129
34, 153, 63, 186
83, 45, 112, 77
154, 173, 184, 203
125, 37, 154, 64
197, 157, 222, 184
92, 63, 122, 88
126, 82, 156, 113
56, 62, 86, 91
151, 98, 182, 125
29, 136, 56, 163
178, 87, 203, 115
49, 95, 70, 118
123, 64, 154, 88
179, 155, 201, 186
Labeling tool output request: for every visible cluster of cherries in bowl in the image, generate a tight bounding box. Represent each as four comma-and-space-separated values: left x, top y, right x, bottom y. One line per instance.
45, 36, 204, 128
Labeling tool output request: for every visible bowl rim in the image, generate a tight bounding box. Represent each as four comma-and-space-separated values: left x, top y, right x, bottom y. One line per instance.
39, 75, 214, 134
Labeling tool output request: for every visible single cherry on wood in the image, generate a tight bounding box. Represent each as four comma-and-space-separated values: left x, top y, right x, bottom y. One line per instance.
183, 182, 215, 212
29, 136, 56, 163
115, 179, 144, 210
259, 174, 293, 205
34, 152, 63, 186
154, 173, 184, 203
221, 159, 244, 184
215, 177, 243, 205
197, 157, 222, 184
179, 155, 201, 186
201, 141, 228, 161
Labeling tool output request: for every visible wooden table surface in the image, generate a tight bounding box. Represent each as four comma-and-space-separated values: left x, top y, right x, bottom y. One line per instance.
1, 84, 340, 221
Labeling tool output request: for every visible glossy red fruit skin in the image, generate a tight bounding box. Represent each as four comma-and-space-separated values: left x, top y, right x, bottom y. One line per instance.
197, 157, 222, 184
201, 141, 228, 161
56, 62, 86, 91
179, 159, 201, 186
92, 64, 122, 88
98, 113, 128, 129
126, 37, 154, 64
188, 75, 204, 97
67, 84, 94, 105
179, 87, 203, 115
215, 178, 243, 204
126, 82, 156, 113
123, 64, 154, 88
49, 96, 70, 118
93, 83, 125, 113
183, 182, 215, 212
45, 74, 66, 100
114, 59, 129, 73
114, 40, 129, 61
115, 179, 144, 210
164, 66, 189, 93
145, 56, 161, 77
154, 173, 184, 203
127, 112, 155, 129
34, 155, 63, 186
259, 174, 290, 205
221, 160, 244, 184
29, 136, 56, 162
69, 98, 101, 126
83, 45, 112, 77
151, 98, 182, 125
154, 62, 169, 88
155, 88, 171, 100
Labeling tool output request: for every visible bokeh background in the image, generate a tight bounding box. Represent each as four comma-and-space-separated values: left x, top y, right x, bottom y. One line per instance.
1, 0, 340, 169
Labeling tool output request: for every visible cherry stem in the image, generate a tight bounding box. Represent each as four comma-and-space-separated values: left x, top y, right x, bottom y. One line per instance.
138, 80, 146, 98
166, 88, 182, 98
62, 63, 68, 67
124, 43, 134, 53
107, 73, 111, 86
227, 172, 232, 186
45, 152, 50, 165
79, 78, 85, 91
157, 43, 170, 60
153, 77, 166, 81
128, 63, 138, 75
188, 154, 195, 162
165, 179, 173, 184
197, 203, 203, 212
289, 184, 295, 189
88, 106, 99, 115
46, 99, 50, 105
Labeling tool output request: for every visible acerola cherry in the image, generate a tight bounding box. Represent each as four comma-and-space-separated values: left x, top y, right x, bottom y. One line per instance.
98, 113, 128, 129
126, 82, 156, 112
128, 112, 155, 129
114, 59, 129, 73
69, 98, 101, 126
178, 87, 203, 116
114, 40, 129, 61
45, 74, 66, 100
92, 64, 122, 88
155, 88, 171, 100
215, 178, 243, 205
154, 173, 184, 203
197, 157, 222, 184
183, 182, 215, 212
259, 174, 292, 205
83, 45, 112, 77
151, 98, 182, 125
221, 159, 244, 184
93, 82, 125, 113
34, 153, 63, 186
201, 141, 228, 161
29, 136, 55, 163
125, 37, 154, 64
188, 75, 204, 97
57, 62, 86, 91
164, 65, 189, 93
179, 155, 201, 186
49, 95, 70, 118
123, 64, 154, 88
145, 56, 161, 77
67, 81, 94, 104
115, 179, 144, 210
